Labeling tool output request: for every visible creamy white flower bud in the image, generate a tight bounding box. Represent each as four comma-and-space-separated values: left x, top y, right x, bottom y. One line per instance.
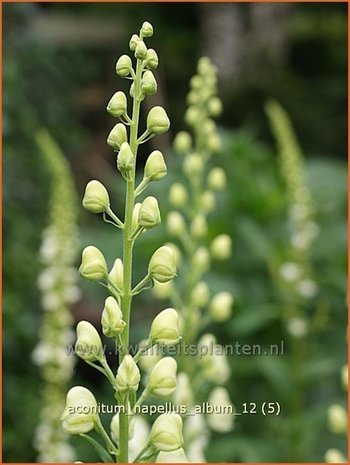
139, 196, 161, 229
150, 308, 180, 345
117, 142, 134, 174
141, 70, 157, 95
135, 40, 147, 60
184, 106, 200, 126
75, 321, 103, 362
147, 106, 170, 135
116, 54, 133, 77
148, 357, 177, 397
164, 242, 182, 268
107, 123, 127, 150
173, 372, 193, 406
111, 413, 135, 443
325, 449, 347, 463
192, 246, 210, 272
168, 183, 187, 208
190, 75, 202, 89
201, 191, 215, 212
116, 354, 141, 393
173, 131, 192, 153
82, 180, 110, 214
144, 150, 167, 181
167, 212, 186, 237
187, 90, 200, 105
202, 119, 216, 134
132, 203, 142, 231
106, 91, 127, 117
108, 258, 124, 291
183, 153, 203, 177
341, 365, 348, 391
191, 214, 207, 239
129, 34, 140, 51
150, 413, 184, 452
152, 280, 173, 300
156, 449, 189, 463
208, 134, 221, 154
191, 281, 210, 308
141, 21, 153, 37
101, 296, 126, 338
148, 246, 176, 283
61, 386, 98, 434
208, 96, 223, 116
209, 292, 233, 321
79, 246, 108, 281
207, 167, 226, 190
211, 234, 232, 260
145, 49, 159, 70
207, 387, 234, 433
328, 404, 348, 435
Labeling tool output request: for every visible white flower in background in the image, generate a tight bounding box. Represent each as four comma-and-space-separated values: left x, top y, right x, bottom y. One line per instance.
286, 317, 308, 338
328, 404, 348, 435
173, 372, 194, 406
325, 448, 347, 463
156, 448, 189, 463
129, 416, 150, 462
207, 387, 234, 432
279, 262, 302, 282
201, 352, 231, 384
341, 365, 348, 391
184, 413, 208, 462
297, 279, 318, 298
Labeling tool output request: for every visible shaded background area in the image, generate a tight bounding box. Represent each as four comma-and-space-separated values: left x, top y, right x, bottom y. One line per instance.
3, 2, 347, 462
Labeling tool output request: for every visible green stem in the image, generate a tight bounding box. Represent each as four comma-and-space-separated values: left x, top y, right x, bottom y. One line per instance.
95, 417, 120, 457
119, 53, 143, 464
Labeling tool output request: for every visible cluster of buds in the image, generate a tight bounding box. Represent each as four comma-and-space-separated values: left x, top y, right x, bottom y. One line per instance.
32, 131, 80, 462
150, 58, 234, 460
266, 101, 319, 339
62, 23, 185, 463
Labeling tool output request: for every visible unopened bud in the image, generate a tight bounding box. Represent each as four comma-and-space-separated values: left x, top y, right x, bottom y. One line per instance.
150, 413, 184, 452
116, 54, 132, 77
208, 97, 223, 116
61, 386, 98, 434
207, 133, 221, 153
341, 365, 348, 391
116, 354, 140, 393
148, 357, 177, 397
148, 246, 176, 283
144, 150, 167, 181
183, 153, 203, 177
167, 212, 186, 237
209, 292, 233, 321
139, 196, 161, 229
168, 183, 187, 208
75, 321, 103, 362
325, 449, 347, 463
192, 246, 210, 272
101, 296, 126, 338
147, 106, 170, 135
201, 191, 215, 212
173, 372, 193, 406
191, 214, 207, 239
184, 106, 200, 126
145, 48, 159, 70
190, 75, 202, 89
108, 258, 123, 291
129, 34, 140, 52
208, 167, 226, 191
207, 387, 234, 432
79, 246, 108, 281
107, 91, 127, 117
83, 180, 110, 213
211, 234, 232, 260
141, 21, 153, 38
191, 281, 210, 307
117, 142, 134, 175
107, 123, 127, 150
164, 242, 182, 268
201, 352, 230, 384
141, 70, 157, 95
328, 404, 348, 435
135, 40, 147, 60
173, 131, 192, 153
150, 308, 180, 345
139, 341, 161, 372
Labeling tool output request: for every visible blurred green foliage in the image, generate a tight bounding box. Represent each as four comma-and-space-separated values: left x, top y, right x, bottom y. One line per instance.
3, 3, 347, 462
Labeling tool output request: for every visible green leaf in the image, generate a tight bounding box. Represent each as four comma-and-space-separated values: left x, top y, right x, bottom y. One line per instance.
230, 305, 278, 336
80, 434, 114, 463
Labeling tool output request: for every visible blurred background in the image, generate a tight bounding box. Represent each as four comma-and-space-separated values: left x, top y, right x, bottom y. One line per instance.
3, 2, 347, 462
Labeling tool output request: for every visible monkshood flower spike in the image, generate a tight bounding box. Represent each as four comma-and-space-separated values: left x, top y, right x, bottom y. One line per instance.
62, 22, 185, 463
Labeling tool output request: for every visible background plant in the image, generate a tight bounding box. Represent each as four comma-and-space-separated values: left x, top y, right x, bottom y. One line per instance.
32, 130, 81, 462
